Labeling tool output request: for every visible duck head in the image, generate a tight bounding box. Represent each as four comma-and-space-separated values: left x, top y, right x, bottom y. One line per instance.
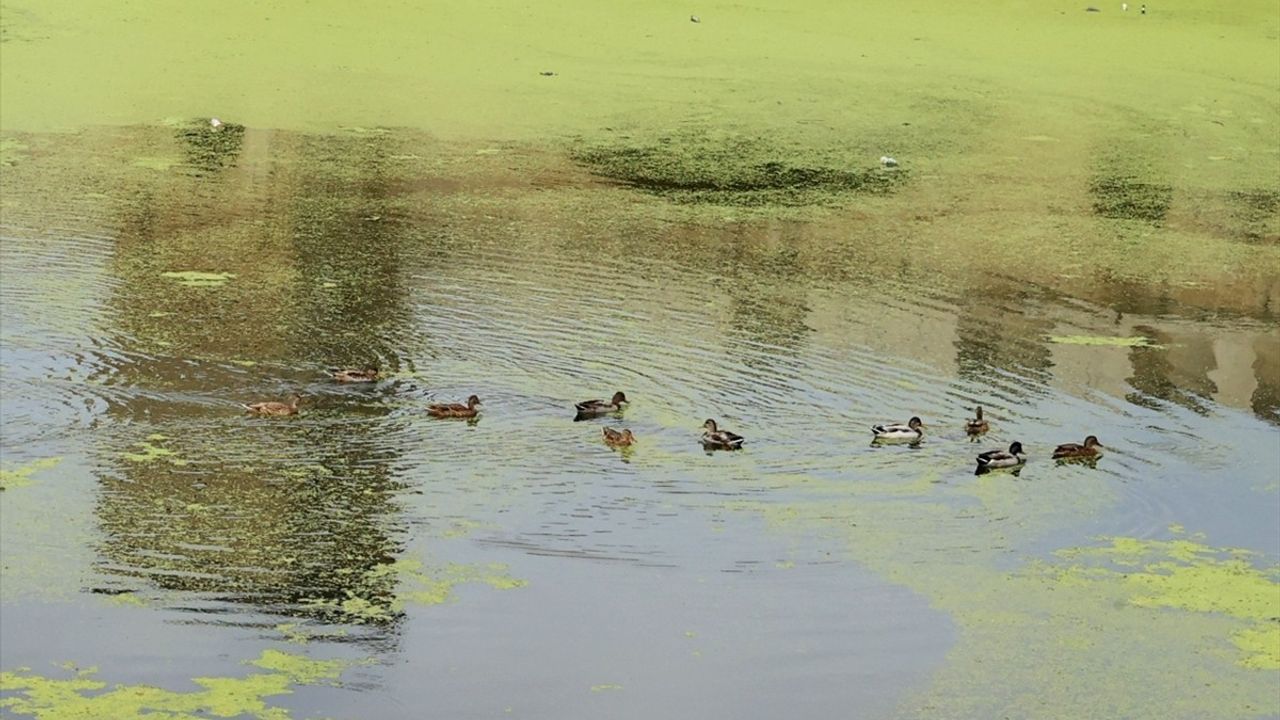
1008, 441, 1024, 455
611, 391, 628, 406
908, 416, 924, 430
1083, 435, 1102, 448
703, 419, 719, 432
467, 395, 482, 408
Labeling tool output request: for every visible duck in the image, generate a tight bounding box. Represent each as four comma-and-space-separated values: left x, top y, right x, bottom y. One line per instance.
427, 395, 481, 419
328, 367, 379, 383
574, 391, 628, 420
976, 441, 1026, 470
241, 394, 302, 416
966, 406, 990, 435
1052, 435, 1103, 459
701, 419, 744, 450
602, 427, 636, 448
872, 416, 924, 441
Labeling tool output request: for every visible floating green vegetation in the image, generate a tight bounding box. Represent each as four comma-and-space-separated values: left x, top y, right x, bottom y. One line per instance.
121, 434, 187, 466
0, 649, 353, 719
1048, 335, 1158, 348
1090, 174, 1173, 223
159, 271, 235, 287
0, 457, 61, 491
301, 558, 526, 624
573, 130, 907, 207
1040, 534, 1280, 670
590, 684, 623, 692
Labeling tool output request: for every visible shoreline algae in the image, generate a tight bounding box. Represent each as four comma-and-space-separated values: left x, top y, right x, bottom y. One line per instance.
0, 649, 354, 720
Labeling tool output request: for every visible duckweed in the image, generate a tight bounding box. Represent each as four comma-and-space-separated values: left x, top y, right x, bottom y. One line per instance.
0, 457, 61, 491
0, 649, 353, 720
159, 271, 235, 287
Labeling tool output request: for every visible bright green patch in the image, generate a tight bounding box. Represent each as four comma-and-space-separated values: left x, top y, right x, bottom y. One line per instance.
0, 649, 354, 720
121, 437, 187, 466
1041, 535, 1280, 670
0, 457, 61, 491
302, 558, 526, 624
159, 271, 235, 287
1048, 335, 1158, 348
589, 684, 623, 692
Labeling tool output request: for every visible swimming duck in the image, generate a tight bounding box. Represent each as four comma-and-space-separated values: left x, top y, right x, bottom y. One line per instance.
976, 441, 1026, 470
427, 395, 481, 419
241, 394, 302, 416
1052, 435, 1103, 459
574, 391, 628, 420
966, 406, 989, 435
872, 416, 924, 440
329, 367, 379, 383
701, 419, 744, 450
602, 427, 636, 448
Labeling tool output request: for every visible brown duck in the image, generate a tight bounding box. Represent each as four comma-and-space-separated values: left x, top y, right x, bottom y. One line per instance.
574, 391, 628, 420
329, 368, 379, 383
1052, 435, 1103, 459
965, 406, 989, 435
241, 394, 302, 416
427, 395, 481, 419
601, 427, 636, 448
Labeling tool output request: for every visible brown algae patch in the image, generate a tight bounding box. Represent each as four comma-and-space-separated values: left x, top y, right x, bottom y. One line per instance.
302, 558, 525, 624
0, 457, 61, 491
0, 649, 354, 719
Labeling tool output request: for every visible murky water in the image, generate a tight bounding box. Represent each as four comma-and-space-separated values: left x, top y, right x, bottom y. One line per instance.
1, 124, 1277, 718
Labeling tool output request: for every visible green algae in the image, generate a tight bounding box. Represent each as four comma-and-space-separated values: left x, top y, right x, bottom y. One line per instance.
0, 649, 353, 720
121, 436, 187, 466
1049, 335, 1159, 348
732, 469, 1278, 718
159, 271, 235, 288
589, 684, 623, 692
0, 457, 61, 491
301, 557, 525, 624
1040, 535, 1280, 670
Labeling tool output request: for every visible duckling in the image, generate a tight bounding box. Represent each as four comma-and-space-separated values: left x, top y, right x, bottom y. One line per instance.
872, 416, 924, 440
241, 394, 302, 416
966, 406, 990, 435
328, 367, 379, 383
574, 391, 628, 420
1052, 435, 1103, 459
701, 419, 744, 450
602, 427, 636, 448
427, 395, 481, 419
976, 441, 1026, 470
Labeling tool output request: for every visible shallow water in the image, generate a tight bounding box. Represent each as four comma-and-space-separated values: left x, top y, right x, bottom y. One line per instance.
0, 123, 1277, 718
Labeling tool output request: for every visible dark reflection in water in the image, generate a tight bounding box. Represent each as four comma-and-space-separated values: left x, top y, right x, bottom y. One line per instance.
953, 284, 1054, 388
178, 121, 246, 175
87, 127, 427, 633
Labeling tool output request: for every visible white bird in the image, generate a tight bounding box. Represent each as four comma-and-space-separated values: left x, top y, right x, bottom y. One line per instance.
690, 14, 700, 23
1122, 2, 1128, 10
880, 156, 898, 167
210, 117, 223, 129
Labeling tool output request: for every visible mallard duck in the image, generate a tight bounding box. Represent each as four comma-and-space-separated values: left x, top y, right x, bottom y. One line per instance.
966, 406, 989, 435
872, 416, 924, 440
329, 367, 379, 383
1052, 435, 1103, 459
602, 427, 635, 448
427, 395, 481, 419
701, 419, 744, 450
574, 391, 628, 420
241, 394, 302, 416
976, 441, 1026, 470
